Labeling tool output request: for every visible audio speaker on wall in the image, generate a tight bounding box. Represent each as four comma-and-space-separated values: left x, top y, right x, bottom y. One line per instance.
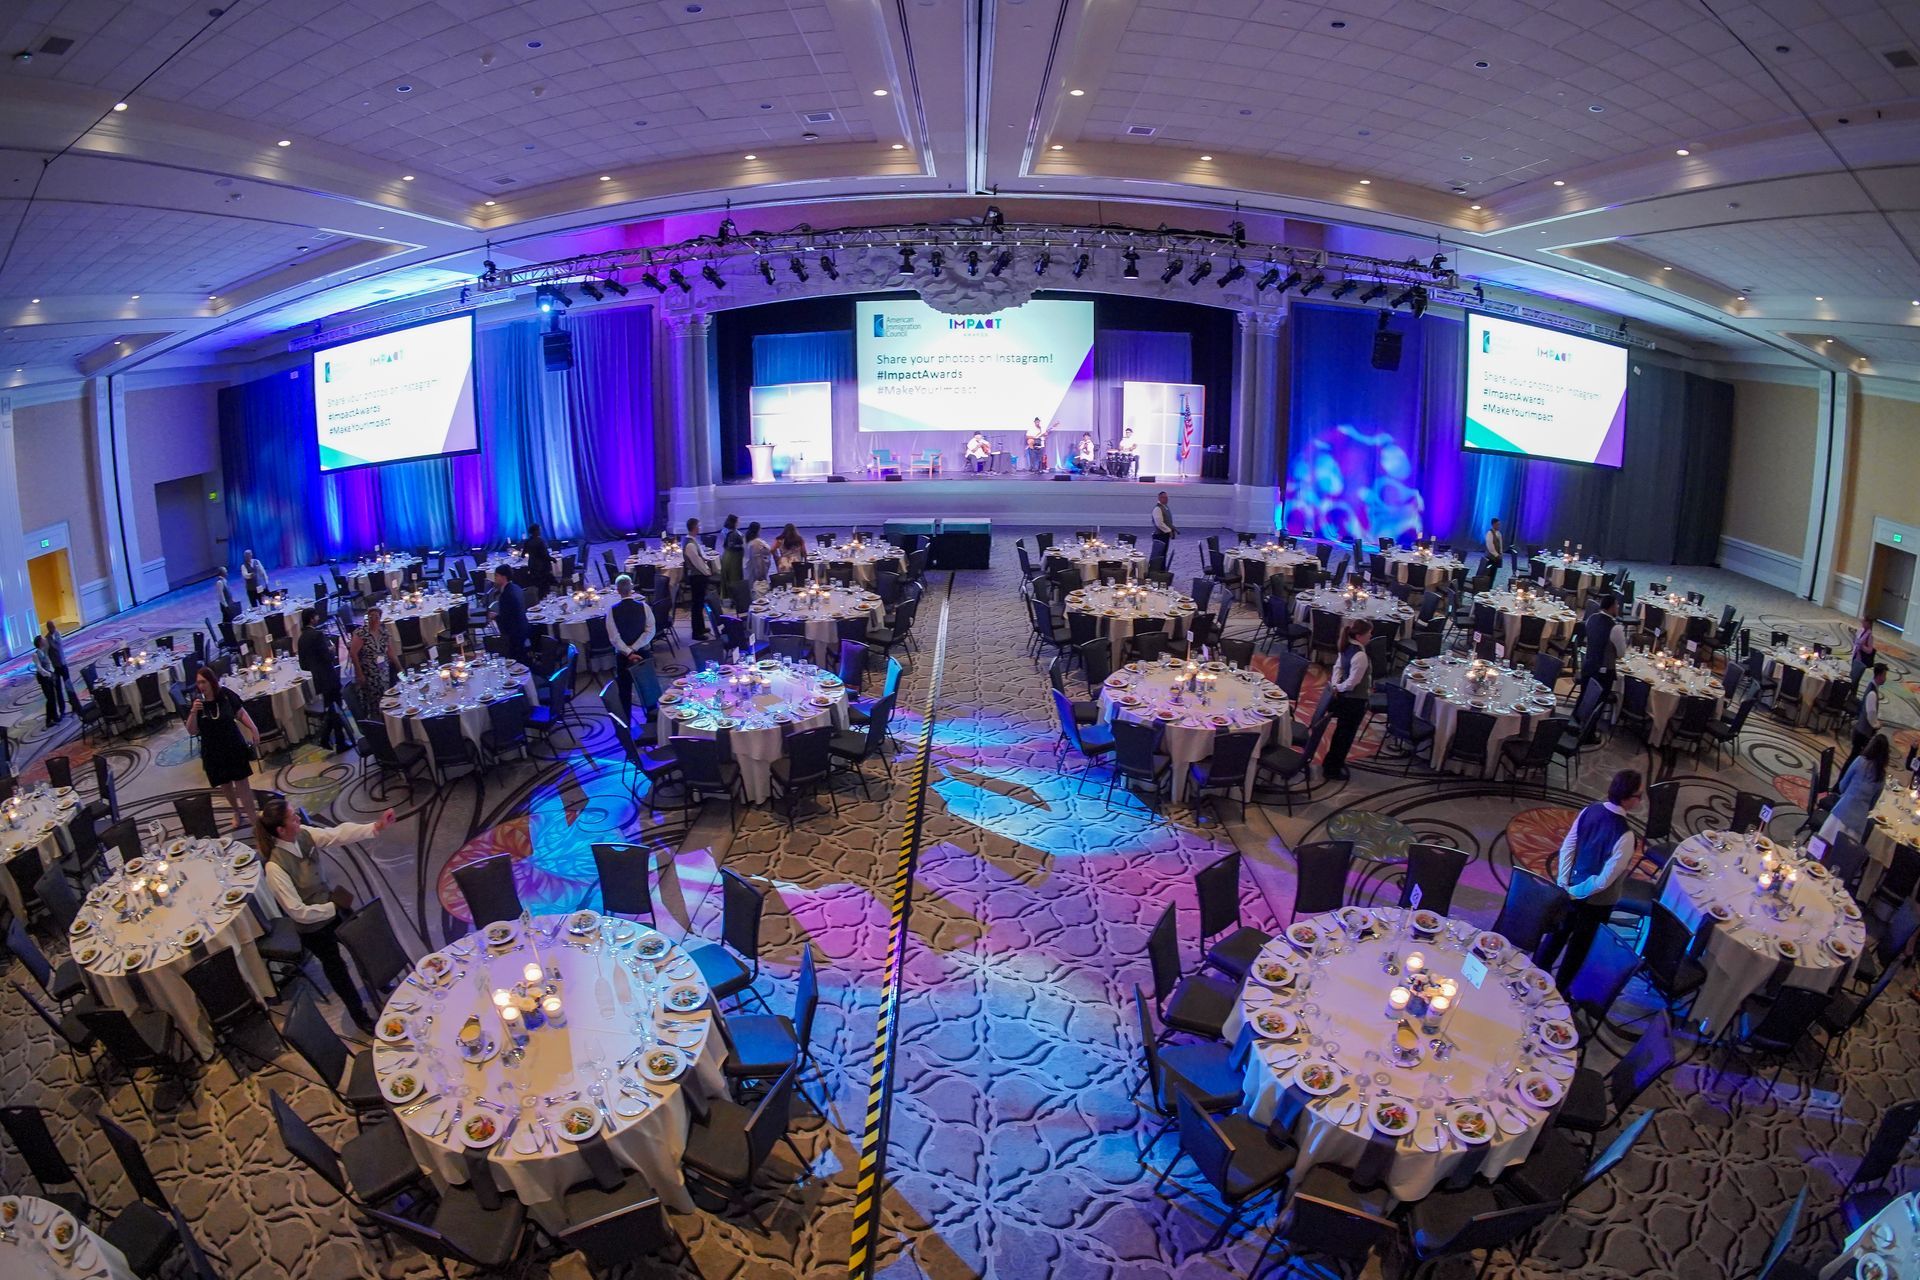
1371, 331, 1403, 371
542, 330, 574, 371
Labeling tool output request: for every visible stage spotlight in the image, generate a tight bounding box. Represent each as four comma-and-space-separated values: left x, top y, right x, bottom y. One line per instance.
1160, 257, 1183, 284
1122, 248, 1140, 278
928, 249, 945, 275
1429, 252, 1447, 274
481, 259, 500, 286
897, 244, 915, 274
668, 268, 691, 292
1071, 252, 1090, 278
1230, 219, 1247, 248
701, 264, 725, 289
1217, 261, 1246, 288
756, 259, 775, 286
1300, 274, 1326, 296
1472, 283, 1485, 305
1330, 279, 1358, 300
984, 204, 1005, 229
536, 287, 556, 314
717, 216, 737, 243
1409, 286, 1428, 318
1034, 251, 1051, 276
788, 256, 808, 283
1389, 285, 1416, 309
1254, 267, 1281, 291
550, 284, 572, 307
1359, 283, 1388, 303
580, 280, 605, 302
990, 250, 1013, 277
820, 254, 839, 280
602, 278, 628, 296
1277, 270, 1303, 294
1187, 260, 1212, 285
640, 272, 667, 293
966, 249, 980, 276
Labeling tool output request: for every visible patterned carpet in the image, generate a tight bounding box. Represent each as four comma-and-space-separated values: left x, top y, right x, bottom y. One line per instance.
0, 538, 1912, 1278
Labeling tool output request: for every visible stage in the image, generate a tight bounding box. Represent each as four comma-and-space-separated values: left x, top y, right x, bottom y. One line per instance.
667, 475, 1276, 535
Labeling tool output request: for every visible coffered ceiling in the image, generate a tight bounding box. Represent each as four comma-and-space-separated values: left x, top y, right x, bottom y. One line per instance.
1, 0, 1916, 386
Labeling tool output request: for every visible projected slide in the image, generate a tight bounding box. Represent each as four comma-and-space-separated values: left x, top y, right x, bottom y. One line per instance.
854, 298, 1094, 433
314, 313, 478, 472
1464, 313, 1627, 468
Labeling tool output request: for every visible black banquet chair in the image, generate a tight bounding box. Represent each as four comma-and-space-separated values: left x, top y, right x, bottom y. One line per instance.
451, 854, 524, 930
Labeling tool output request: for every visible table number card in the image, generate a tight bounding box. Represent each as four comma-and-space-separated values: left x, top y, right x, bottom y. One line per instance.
1759, 804, 1774, 827
1461, 953, 1489, 988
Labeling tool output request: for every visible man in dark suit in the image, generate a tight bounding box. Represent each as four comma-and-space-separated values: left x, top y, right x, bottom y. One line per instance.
522, 522, 554, 602
491, 565, 530, 660
295, 607, 353, 751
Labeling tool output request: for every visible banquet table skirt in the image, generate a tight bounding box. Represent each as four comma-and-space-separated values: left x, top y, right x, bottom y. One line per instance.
229, 670, 316, 744
1760, 654, 1846, 726
656, 701, 849, 803
96, 661, 187, 725
1047, 551, 1145, 584
1411, 689, 1533, 774
384, 671, 541, 770
1491, 609, 1575, 655
240, 612, 304, 655
0, 828, 68, 920
1098, 684, 1291, 804
1645, 683, 1724, 745
1860, 799, 1920, 901
751, 607, 882, 668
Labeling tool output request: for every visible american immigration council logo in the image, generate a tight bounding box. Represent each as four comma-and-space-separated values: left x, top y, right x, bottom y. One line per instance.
1481, 330, 1491, 354
323, 360, 332, 383
873, 314, 886, 338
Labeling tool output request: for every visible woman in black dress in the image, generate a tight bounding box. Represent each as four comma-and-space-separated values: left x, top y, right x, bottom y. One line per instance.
186, 665, 261, 832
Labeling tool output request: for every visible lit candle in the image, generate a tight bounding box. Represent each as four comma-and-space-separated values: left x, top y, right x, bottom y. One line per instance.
499, 1004, 524, 1043
491, 988, 511, 1010
1439, 978, 1458, 1001
1758, 872, 1773, 892
1406, 951, 1425, 973
1428, 994, 1451, 1023
541, 994, 565, 1027
1388, 986, 1411, 1017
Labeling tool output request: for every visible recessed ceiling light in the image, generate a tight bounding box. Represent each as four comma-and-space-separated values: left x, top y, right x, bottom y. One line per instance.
1588, 103, 1604, 112
1661, 265, 1672, 270
1736, 295, 1747, 300
112, 102, 127, 112
1911, 300, 1919, 305
276, 139, 291, 147
1200, 154, 1213, 161
30, 298, 38, 303
484, 199, 496, 205
872, 88, 888, 96
891, 142, 905, 149
208, 294, 217, 300
1474, 60, 1489, 69
1330, 20, 1346, 28
1069, 88, 1084, 97
1050, 144, 1062, 150
1675, 148, 1690, 156
130, 294, 140, 299
1815, 295, 1824, 301
743, 153, 757, 160
525, 39, 542, 48
1469, 204, 1481, 210
402, 174, 414, 181
1552, 179, 1565, 186
396, 84, 412, 93
599, 174, 610, 181
1358, 178, 1371, 185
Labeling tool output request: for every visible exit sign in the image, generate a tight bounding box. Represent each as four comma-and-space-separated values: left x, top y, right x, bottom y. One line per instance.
38, 538, 50, 550
1894, 532, 1905, 545
207, 491, 219, 502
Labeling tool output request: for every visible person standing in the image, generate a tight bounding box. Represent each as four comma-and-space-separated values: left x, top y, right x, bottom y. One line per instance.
1848, 664, 1888, 770
719, 514, 745, 595
1317, 619, 1373, 781
1484, 518, 1505, 562
241, 549, 269, 607
216, 571, 238, 619
43, 620, 76, 714
775, 523, 809, 575
31, 636, 61, 726
606, 574, 659, 723
1150, 491, 1176, 570
682, 518, 718, 639
521, 523, 554, 601
491, 565, 529, 660
257, 795, 395, 1034
186, 666, 262, 832
1025, 417, 1049, 473
1579, 593, 1626, 703
1547, 768, 1644, 989
1822, 733, 1889, 845
347, 603, 394, 716
1850, 619, 1878, 696
296, 607, 353, 751
743, 522, 773, 590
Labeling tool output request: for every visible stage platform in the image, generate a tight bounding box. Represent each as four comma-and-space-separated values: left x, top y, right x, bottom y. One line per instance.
668, 476, 1278, 534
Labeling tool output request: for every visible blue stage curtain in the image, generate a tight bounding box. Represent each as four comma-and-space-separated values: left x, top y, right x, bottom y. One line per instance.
752, 331, 853, 385
563, 306, 657, 539
217, 367, 323, 569
1094, 329, 1192, 446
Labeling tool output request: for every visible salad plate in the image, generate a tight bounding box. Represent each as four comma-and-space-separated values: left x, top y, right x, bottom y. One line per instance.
1447, 1103, 1493, 1145
640, 1047, 685, 1082
1292, 1059, 1344, 1097
381, 1070, 426, 1105
1369, 1097, 1418, 1139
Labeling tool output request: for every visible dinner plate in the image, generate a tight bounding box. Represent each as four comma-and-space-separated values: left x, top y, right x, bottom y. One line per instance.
567, 909, 601, 936
459, 1111, 503, 1148
639, 1046, 685, 1082
75, 943, 103, 967
1285, 921, 1320, 951
43, 1207, 78, 1255
1824, 935, 1859, 961
1447, 1103, 1494, 1145
68, 916, 91, 937
612, 1091, 652, 1118
1251, 954, 1297, 988
1291, 1059, 1344, 1096
0, 1196, 17, 1230
1251, 1006, 1297, 1040
1776, 939, 1802, 960
1514, 1071, 1563, 1110
1706, 901, 1734, 922
417, 951, 456, 983
1410, 909, 1443, 935
377, 1012, 413, 1044
119, 946, 149, 971
381, 1069, 425, 1104
1673, 852, 1708, 875
1369, 1097, 1418, 1139
483, 920, 519, 949
552, 1102, 600, 1142
665, 984, 705, 1012
1854, 1251, 1889, 1280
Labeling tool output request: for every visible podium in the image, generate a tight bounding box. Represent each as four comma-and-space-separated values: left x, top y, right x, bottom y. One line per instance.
746, 443, 775, 484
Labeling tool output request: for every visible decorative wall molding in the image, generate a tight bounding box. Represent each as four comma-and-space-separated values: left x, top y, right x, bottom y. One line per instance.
138, 556, 170, 600
1831, 573, 1864, 619
77, 576, 113, 624
1717, 536, 1803, 595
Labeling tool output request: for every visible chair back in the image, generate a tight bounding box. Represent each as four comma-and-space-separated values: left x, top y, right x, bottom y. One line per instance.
791, 945, 820, 1051
99, 1113, 172, 1209
183, 948, 259, 1029
1493, 868, 1570, 957
1171, 1085, 1237, 1197
1399, 844, 1469, 914
0, 1105, 81, 1191
335, 898, 414, 992
559, 1193, 679, 1269
1729, 789, 1769, 834
1309, 609, 1343, 651
36, 865, 81, 933
1442, 1199, 1561, 1257
1275, 651, 1310, 703
1132, 985, 1169, 1112
1203, 731, 1260, 791
1822, 834, 1870, 894
269, 1092, 347, 1196
1639, 903, 1696, 988
1608, 1008, 1678, 1115
1746, 986, 1828, 1050
78, 1006, 168, 1067
1194, 852, 1243, 940
1111, 718, 1164, 782
5, 915, 55, 991
1279, 1185, 1399, 1265
593, 843, 655, 918
1642, 780, 1679, 845
1753, 1188, 1807, 1280
282, 988, 350, 1092
1566, 929, 1640, 1027
782, 726, 833, 783
452, 855, 523, 929
837, 640, 870, 691
1855, 1100, 1920, 1189
743, 1063, 800, 1176
720, 867, 765, 962
1574, 1107, 1658, 1202
1145, 904, 1185, 1005
1077, 637, 1113, 686
1292, 840, 1354, 918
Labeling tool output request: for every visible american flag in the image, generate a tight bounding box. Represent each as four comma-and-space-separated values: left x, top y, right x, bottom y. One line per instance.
1177, 394, 1194, 462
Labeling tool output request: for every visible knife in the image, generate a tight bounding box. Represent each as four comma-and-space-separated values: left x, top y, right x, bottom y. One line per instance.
400, 1091, 443, 1116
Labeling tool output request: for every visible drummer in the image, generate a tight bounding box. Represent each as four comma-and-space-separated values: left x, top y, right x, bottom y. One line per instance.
1112, 427, 1140, 477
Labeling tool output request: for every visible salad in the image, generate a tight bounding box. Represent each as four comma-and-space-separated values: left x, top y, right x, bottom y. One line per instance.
561, 1105, 597, 1138
667, 985, 703, 1011
1253, 1008, 1295, 1038
1372, 1099, 1415, 1135
462, 1113, 498, 1144
419, 953, 452, 980
483, 921, 516, 946
1537, 1018, 1577, 1050
1296, 1061, 1338, 1093
568, 910, 600, 935
1256, 958, 1294, 985
47, 1212, 75, 1251
378, 1015, 411, 1042
1517, 1072, 1560, 1107
1411, 910, 1443, 934
1451, 1106, 1491, 1141
1286, 922, 1320, 949
646, 1049, 680, 1078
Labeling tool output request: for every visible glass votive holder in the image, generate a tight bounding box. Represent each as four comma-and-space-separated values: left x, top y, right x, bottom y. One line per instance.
1405, 951, 1426, 974
541, 995, 565, 1028
500, 1004, 527, 1045
1387, 986, 1411, 1019
522, 963, 542, 986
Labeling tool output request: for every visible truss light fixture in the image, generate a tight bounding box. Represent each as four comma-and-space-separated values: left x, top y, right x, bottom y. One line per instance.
1255, 266, 1281, 291
816, 254, 837, 280
641, 272, 667, 293
1122, 248, 1140, 278
1359, 283, 1388, 303
990, 250, 1013, 277
717, 217, 737, 243
668, 268, 691, 292
1071, 252, 1090, 279
788, 256, 808, 283
1230, 220, 1247, 248
897, 244, 915, 273
1186, 259, 1212, 285
1160, 257, 1183, 284
1299, 273, 1325, 296
966, 249, 980, 276
1034, 250, 1051, 276
1409, 287, 1429, 318
603, 277, 628, 296
1330, 280, 1358, 300
928, 248, 945, 275
756, 259, 775, 286
1217, 261, 1246, 288
984, 205, 1005, 229
1389, 285, 1417, 309
1277, 269, 1303, 294
581, 280, 605, 302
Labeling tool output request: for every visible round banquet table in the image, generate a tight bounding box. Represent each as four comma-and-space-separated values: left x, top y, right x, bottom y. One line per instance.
655, 659, 850, 803
527, 591, 608, 649
1474, 591, 1577, 656
1098, 658, 1292, 803
622, 548, 685, 596
1761, 647, 1851, 726
1657, 831, 1866, 1033
1403, 657, 1556, 773
1532, 553, 1608, 597
817, 541, 907, 585
0, 1195, 135, 1280
381, 591, 458, 652
1293, 587, 1417, 641
225, 659, 316, 743
1819, 1189, 1918, 1280
372, 912, 725, 1220
1618, 654, 1726, 744
1382, 549, 1464, 589
1861, 784, 1920, 901
71, 837, 276, 1060
1225, 544, 1319, 585
1224, 908, 1578, 1203
1636, 593, 1714, 651
233, 596, 310, 654
91, 654, 186, 727
0, 785, 79, 920
348, 555, 421, 594
381, 657, 540, 771
1064, 584, 1198, 667
750, 586, 883, 667
476, 552, 565, 587
1045, 541, 1146, 584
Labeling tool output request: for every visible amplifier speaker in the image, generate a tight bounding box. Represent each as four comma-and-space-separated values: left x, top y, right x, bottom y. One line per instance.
1052, 474, 1072, 481
827, 474, 849, 483
881, 474, 903, 482
1138, 475, 1156, 483
541, 330, 574, 371
1371, 331, 1403, 371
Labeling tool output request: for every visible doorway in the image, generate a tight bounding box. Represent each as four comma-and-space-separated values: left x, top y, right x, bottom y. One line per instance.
27, 549, 78, 631
1870, 544, 1915, 634
155, 474, 219, 588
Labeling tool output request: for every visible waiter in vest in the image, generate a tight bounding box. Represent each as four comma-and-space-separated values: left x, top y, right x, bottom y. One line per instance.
682, 518, 718, 639
1150, 492, 1176, 571
606, 575, 660, 723
1847, 663, 1888, 771
1544, 769, 1643, 990
1484, 518, 1504, 563
1579, 593, 1626, 707
258, 794, 395, 1033
241, 549, 270, 607
1317, 619, 1373, 781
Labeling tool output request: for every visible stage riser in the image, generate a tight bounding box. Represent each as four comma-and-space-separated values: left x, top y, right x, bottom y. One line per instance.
668, 480, 1279, 534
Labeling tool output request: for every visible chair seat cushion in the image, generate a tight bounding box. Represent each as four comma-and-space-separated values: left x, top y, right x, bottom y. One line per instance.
1817, 990, 1862, 1034
682, 1097, 755, 1183
1216, 1112, 1297, 1201
1077, 723, 1116, 752
722, 1014, 799, 1079
430, 1186, 527, 1269
1158, 1042, 1242, 1112
49, 958, 86, 1002
1554, 1067, 1609, 1133
1613, 877, 1655, 918
1163, 973, 1239, 1039
687, 943, 751, 1000
1408, 1183, 1504, 1256
1504, 1126, 1587, 1203
1071, 702, 1101, 725
342, 1048, 386, 1109
1291, 1161, 1396, 1217
828, 731, 869, 758
1205, 928, 1272, 981
102, 1201, 178, 1274
256, 916, 306, 963
56, 1009, 97, 1050
342, 1119, 424, 1202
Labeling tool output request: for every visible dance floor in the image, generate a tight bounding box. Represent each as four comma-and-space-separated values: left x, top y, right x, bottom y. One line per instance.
0, 533, 1913, 1278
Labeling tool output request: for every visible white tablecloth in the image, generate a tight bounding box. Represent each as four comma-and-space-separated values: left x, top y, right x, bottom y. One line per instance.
1382, 549, 1464, 589
1225, 545, 1319, 587
0, 1196, 135, 1280
1637, 595, 1714, 651
373, 914, 725, 1218
227, 661, 316, 743
1065, 585, 1197, 667
1098, 660, 1293, 803
1862, 786, 1920, 901
348, 556, 421, 594
382, 660, 541, 770
234, 598, 310, 655
1819, 1189, 1918, 1280
382, 592, 459, 654
817, 542, 906, 586
1293, 588, 1417, 642
750, 587, 883, 667
477, 553, 565, 588
93, 656, 186, 725
0, 786, 79, 919
1533, 555, 1608, 597
1224, 908, 1577, 1203
655, 661, 850, 803
1405, 658, 1555, 773
1657, 832, 1866, 1033
528, 593, 608, 650
72, 838, 276, 1060
1046, 543, 1146, 584
622, 550, 685, 596
1761, 648, 1850, 726
1475, 592, 1577, 656
1618, 655, 1726, 745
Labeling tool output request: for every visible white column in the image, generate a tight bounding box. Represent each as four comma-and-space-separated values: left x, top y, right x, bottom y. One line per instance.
1246, 310, 1285, 490
665, 310, 715, 493
0, 394, 36, 656
1807, 372, 1851, 607
88, 378, 138, 612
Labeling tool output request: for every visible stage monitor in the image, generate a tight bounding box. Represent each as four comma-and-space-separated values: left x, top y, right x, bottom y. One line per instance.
1463, 313, 1626, 468
854, 297, 1094, 433
313, 313, 479, 472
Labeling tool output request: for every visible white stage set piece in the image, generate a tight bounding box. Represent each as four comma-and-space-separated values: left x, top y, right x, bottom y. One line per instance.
1121, 382, 1205, 481
749, 381, 833, 481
